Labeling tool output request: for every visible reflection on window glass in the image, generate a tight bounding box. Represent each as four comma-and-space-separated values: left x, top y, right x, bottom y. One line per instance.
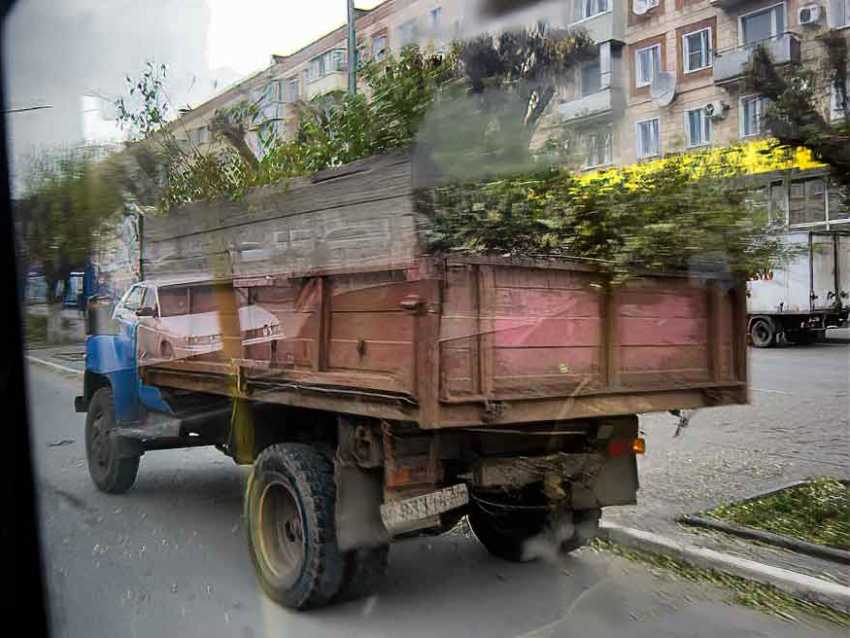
789, 178, 827, 227
159, 287, 189, 317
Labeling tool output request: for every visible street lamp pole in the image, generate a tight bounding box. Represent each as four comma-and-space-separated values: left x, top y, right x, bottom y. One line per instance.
347, 0, 357, 95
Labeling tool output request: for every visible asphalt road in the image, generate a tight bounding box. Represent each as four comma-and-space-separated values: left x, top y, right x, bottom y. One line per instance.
25, 358, 848, 638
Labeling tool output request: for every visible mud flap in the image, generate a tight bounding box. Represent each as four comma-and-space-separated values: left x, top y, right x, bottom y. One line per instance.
334, 464, 391, 552
228, 398, 255, 465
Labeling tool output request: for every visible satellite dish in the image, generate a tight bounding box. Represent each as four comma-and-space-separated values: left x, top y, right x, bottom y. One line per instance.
633, 0, 650, 16
651, 72, 677, 108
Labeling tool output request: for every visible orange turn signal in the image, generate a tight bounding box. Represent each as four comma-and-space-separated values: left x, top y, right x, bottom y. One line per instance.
607, 437, 646, 457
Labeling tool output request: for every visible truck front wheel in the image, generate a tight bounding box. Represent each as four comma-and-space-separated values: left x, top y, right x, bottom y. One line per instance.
246, 443, 345, 609
85, 388, 140, 494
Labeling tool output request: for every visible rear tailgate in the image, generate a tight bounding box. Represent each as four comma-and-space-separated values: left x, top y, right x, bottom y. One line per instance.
439, 258, 744, 404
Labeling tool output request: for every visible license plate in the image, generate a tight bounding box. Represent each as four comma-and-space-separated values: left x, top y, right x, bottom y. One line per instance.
380, 484, 469, 530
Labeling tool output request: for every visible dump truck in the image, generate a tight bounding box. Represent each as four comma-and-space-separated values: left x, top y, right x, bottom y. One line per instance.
76, 149, 749, 609
747, 230, 850, 347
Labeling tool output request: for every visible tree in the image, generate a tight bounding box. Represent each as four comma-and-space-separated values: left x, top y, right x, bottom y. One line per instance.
418, 25, 595, 179
744, 33, 850, 189
18, 145, 124, 303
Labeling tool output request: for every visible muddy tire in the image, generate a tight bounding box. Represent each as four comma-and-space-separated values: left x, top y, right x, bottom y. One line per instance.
468, 497, 549, 562
245, 443, 345, 609
749, 318, 775, 348
85, 387, 140, 494
335, 544, 389, 602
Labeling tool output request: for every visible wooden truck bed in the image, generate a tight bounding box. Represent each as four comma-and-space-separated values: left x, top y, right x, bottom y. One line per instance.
139, 150, 748, 428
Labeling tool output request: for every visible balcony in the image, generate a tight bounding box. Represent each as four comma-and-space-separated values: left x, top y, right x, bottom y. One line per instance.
714, 34, 801, 86
568, 5, 625, 44
558, 87, 625, 123
307, 71, 347, 99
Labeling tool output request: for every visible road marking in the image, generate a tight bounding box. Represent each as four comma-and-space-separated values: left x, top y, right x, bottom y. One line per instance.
751, 388, 793, 395
25, 355, 84, 376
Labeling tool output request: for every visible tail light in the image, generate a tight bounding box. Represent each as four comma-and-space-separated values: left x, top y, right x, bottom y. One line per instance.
608, 437, 645, 457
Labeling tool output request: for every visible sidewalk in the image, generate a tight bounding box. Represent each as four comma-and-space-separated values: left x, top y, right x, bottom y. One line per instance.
604, 409, 849, 587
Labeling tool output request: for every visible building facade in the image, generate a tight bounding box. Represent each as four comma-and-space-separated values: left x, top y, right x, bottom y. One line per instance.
175, 0, 850, 231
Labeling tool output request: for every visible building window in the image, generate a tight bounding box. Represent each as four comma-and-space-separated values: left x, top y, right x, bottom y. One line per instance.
581, 54, 601, 96
266, 79, 282, 102
740, 95, 767, 137
830, 0, 850, 28
828, 180, 850, 223
309, 50, 345, 80
635, 44, 661, 88
372, 34, 388, 62
575, 0, 609, 21
831, 78, 850, 120
789, 177, 827, 227
190, 126, 208, 145
286, 78, 299, 103
431, 6, 443, 28
636, 117, 660, 159
740, 3, 786, 47
400, 19, 418, 47
683, 28, 712, 73
584, 128, 613, 168
685, 107, 712, 147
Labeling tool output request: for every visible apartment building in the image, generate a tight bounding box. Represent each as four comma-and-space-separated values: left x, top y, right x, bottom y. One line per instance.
176, 0, 462, 157
175, 0, 848, 230
555, 0, 850, 231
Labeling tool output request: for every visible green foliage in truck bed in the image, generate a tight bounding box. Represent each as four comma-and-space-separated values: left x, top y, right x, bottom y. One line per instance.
426, 147, 792, 279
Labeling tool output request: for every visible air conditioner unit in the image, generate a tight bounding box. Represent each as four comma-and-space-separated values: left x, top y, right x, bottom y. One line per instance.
704, 100, 727, 120
798, 5, 821, 26
633, 0, 660, 17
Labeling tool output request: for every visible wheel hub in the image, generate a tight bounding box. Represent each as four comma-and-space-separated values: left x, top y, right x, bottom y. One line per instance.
259, 481, 305, 587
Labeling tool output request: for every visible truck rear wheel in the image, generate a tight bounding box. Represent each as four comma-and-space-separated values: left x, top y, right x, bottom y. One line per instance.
85, 387, 140, 494
335, 544, 389, 602
245, 443, 345, 609
749, 318, 775, 348
468, 495, 599, 562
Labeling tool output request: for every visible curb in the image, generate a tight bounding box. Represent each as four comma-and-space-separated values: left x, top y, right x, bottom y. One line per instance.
599, 521, 850, 614
679, 514, 850, 566
25, 355, 84, 376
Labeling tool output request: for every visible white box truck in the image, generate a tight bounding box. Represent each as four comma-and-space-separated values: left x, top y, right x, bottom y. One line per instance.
748, 231, 850, 347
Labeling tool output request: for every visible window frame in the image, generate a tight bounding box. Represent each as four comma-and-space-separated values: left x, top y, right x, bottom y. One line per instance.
738, 2, 786, 47
583, 127, 613, 169
431, 6, 443, 27
831, 0, 850, 28
788, 176, 828, 229
578, 0, 610, 22
635, 43, 661, 88
739, 94, 766, 138
286, 77, 299, 103
684, 107, 712, 148
636, 117, 661, 159
682, 27, 712, 74
399, 19, 418, 47
372, 34, 389, 62
580, 54, 602, 97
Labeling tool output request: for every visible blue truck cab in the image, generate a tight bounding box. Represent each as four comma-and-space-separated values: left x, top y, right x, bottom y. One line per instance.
74, 283, 172, 422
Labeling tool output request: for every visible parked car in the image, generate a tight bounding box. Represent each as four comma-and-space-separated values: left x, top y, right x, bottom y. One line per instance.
111, 278, 282, 362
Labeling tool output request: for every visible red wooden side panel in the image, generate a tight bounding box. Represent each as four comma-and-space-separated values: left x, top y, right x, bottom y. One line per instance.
240, 278, 321, 369
440, 264, 607, 400
617, 280, 711, 388
326, 274, 418, 391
